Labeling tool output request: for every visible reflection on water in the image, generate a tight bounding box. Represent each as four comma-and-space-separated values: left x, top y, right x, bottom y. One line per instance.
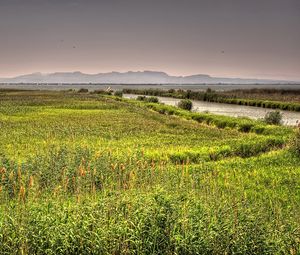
124, 94, 300, 126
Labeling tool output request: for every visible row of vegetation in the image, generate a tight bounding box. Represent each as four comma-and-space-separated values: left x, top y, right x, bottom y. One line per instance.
128, 97, 290, 137
223, 88, 300, 103
0, 90, 299, 254
123, 88, 300, 112
131, 96, 300, 161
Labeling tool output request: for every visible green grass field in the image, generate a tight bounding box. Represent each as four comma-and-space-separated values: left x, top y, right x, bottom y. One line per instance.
0, 90, 299, 254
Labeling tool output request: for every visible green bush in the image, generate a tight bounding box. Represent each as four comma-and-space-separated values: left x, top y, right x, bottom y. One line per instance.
114, 91, 123, 97
136, 96, 159, 103
264, 111, 283, 125
136, 95, 146, 101
178, 99, 193, 111
146, 96, 159, 103
78, 88, 89, 93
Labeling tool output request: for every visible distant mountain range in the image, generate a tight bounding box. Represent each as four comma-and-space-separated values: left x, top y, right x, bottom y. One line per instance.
0, 71, 298, 84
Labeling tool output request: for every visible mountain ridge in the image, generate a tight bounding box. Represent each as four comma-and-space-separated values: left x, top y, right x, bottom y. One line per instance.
0, 71, 298, 84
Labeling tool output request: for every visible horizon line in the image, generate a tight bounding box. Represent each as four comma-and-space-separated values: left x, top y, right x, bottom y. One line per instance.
1, 70, 300, 82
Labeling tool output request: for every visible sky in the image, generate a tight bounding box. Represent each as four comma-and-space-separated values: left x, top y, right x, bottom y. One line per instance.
0, 0, 300, 80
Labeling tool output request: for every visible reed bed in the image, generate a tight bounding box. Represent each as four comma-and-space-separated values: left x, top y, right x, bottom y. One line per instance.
0, 90, 299, 254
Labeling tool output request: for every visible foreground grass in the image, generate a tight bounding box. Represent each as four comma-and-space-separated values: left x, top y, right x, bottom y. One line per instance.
0, 90, 299, 254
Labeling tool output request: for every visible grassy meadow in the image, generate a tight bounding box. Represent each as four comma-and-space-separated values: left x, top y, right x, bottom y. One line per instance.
0, 90, 299, 254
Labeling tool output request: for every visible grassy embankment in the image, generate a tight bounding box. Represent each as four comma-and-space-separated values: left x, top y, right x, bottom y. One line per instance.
0, 90, 299, 254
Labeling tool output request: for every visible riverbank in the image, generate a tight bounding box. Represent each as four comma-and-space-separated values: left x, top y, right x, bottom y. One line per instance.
124, 94, 300, 126
123, 88, 300, 113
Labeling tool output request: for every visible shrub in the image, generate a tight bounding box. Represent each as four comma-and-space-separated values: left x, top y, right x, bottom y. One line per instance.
92, 89, 104, 94
146, 96, 159, 103
290, 129, 300, 156
136, 96, 159, 103
206, 88, 214, 93
263, 111, 283, 125
78, 88, 89, 93
178, 99, 193, 111
91, 89, 112, 95
136, 95, 146, 101
114, 91, 123, 97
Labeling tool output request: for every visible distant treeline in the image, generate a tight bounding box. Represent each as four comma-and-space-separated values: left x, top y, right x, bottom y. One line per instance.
123, 88, 300, 112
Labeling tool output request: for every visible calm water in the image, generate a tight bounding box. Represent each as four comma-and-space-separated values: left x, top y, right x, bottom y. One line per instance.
124, 94, 300, 126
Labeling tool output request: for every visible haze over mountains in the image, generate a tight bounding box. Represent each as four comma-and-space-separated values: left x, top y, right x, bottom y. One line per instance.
0, 71, 297, 84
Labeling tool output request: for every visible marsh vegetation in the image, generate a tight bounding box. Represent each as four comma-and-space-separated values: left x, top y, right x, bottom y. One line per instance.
123, 88, 300, 112
0, 90, 299, 254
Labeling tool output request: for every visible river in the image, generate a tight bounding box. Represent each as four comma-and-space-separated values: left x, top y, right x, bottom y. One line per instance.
124, 94, 300, 126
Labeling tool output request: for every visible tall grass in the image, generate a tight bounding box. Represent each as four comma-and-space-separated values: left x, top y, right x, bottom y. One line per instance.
0, 90, 299, 254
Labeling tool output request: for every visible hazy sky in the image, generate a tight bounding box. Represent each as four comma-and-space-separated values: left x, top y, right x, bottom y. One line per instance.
0, 0, 300, 80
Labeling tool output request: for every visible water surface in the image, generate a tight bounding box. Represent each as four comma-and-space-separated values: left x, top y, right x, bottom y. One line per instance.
124, 94, 300, 126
